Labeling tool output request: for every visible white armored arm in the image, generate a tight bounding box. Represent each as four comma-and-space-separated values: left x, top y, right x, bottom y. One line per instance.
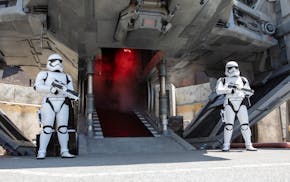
241, 77, 254, 96
66, 74, 74, 91
34, 71, 52, 93
241, 77, 251, 90
216, 78, 233, 95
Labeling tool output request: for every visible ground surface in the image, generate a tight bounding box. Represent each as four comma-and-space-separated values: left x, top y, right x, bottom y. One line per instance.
1, 148, 290, 182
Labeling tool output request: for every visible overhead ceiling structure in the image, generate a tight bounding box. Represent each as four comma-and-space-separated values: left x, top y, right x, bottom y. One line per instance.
0, 0, 78, 86
0, 0, 286, 87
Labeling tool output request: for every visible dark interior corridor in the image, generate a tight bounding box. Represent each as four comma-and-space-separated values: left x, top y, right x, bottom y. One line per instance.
93, 48, 151, 137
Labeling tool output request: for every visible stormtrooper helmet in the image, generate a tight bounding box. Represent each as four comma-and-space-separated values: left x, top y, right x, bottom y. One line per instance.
225, 61, 240, 77
46, 53, 63, 72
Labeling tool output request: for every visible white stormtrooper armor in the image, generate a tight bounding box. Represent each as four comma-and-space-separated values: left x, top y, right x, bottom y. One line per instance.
34, 53, 75, 159
216, 61, 257, 152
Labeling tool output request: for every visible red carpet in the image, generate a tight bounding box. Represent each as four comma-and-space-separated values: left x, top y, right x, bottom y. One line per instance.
97, 109, 153, 137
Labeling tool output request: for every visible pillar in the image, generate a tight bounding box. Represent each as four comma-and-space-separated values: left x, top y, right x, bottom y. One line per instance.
86, 57, 95, 137
279, 102, 288, 142
280, 0, 290, 63
287, 100, 290, 141
159, 58, 168, 135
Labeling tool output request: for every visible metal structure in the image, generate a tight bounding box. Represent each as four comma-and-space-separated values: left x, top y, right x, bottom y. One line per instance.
0, 109, 35, 155
0, 0, 289, 153
184, 67, 290, 149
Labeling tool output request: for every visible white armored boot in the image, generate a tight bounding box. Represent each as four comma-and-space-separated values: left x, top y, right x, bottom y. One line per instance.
245, 144, 257, 151
241, 124, 257, 151
37, 151, 46, 159
58, 130, 75, 158
61, 151, 75, 158
37, 129, 52, 159
222, 144, 230, 152
222, 124, 233, 152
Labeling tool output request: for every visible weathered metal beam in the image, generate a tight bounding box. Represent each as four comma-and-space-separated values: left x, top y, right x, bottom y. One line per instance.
142, 51, 164, 78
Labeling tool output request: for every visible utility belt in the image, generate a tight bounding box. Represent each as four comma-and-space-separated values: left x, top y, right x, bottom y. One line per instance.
45, 97, 71, 112
220, 97, 252, 123
224, 96, 251, 108
37, 97, 71, 124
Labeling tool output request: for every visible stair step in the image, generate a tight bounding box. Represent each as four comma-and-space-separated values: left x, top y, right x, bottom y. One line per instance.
94, 132, 104, 136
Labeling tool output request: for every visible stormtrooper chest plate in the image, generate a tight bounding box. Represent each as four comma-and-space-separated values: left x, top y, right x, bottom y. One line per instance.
225, 77, 243, 88
224, 77, 245, 110
45, 71, 67, 87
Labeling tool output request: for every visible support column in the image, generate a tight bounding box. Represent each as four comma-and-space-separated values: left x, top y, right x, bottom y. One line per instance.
147, 80, 151, 112
280, 0, 290, 63
287, 100, 290, 141
159, 58, 168, 135
279, 102, 288, 142
86, 57, 95, 137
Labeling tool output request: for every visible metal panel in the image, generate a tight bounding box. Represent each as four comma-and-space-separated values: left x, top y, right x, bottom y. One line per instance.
0, 110, 35, 155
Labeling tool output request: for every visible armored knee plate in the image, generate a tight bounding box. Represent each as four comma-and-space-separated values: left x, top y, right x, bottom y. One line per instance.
57, 125, 68, 134
224, 123, 233, 131
240, 123, 249, 131
43, 125, 53, 134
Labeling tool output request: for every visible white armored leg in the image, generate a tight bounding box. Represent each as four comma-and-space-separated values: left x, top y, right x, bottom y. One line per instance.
38, 125, 53, 159
237, 105, 257, 151
223, 124, 233, 151
37, 103, 55, 159
56, 104, 75, 158
223, 105, 235, 151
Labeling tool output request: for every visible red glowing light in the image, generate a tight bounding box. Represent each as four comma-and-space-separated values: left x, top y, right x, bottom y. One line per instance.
93, 49, 140, 111
123, 48, 132, 53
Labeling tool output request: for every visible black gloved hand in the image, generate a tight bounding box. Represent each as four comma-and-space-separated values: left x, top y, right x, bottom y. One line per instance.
50, 87, 59, 95
231, 89, 235, 94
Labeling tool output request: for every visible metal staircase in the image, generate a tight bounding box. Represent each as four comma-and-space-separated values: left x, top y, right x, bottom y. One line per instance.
0, 109, 35, 155
92, 111, 104, 139
134, 111, 161, 137
92, 110, 160, 138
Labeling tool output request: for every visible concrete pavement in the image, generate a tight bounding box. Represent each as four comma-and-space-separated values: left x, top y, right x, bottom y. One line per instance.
1, 148, 290, 182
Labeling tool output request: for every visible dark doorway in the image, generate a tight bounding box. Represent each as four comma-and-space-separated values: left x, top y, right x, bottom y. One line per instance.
93, 48, 152, 137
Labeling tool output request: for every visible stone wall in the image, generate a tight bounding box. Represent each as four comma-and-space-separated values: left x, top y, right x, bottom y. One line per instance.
256, 101, 290, 142
0, 104, 40, 141
175, 82, 211, 128
0, 83, 44, 142
0, 83, 44, 104
256, 108, 283, 142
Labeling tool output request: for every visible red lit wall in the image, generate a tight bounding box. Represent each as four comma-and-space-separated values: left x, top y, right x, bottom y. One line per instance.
93, 49, 141, 111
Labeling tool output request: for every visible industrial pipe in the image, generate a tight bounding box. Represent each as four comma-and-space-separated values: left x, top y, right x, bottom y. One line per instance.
86, 57, 95, 137
159, 58, 168, 135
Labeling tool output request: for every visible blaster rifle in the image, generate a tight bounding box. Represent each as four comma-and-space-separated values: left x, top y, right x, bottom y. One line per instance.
228, 84, 254, 95
51, 80, 79, 101
228, 84, 253, 107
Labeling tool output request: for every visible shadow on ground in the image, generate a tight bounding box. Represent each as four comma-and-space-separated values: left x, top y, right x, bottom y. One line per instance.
0, 150, 228, 169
